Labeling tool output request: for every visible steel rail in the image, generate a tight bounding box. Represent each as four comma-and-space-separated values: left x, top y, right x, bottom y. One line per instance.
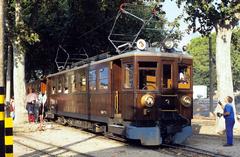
161, 143, 231, 157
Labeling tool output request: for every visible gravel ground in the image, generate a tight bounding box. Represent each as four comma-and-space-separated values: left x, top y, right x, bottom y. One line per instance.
189, 117, 240, 157
14, 122, 173, 157
13, 118, 240, 157
13, 99, 240, 157
185, 134, 240, 157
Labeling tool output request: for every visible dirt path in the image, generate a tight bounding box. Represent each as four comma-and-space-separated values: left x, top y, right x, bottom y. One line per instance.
14, 122, 173, 157
13, 117, 240, 157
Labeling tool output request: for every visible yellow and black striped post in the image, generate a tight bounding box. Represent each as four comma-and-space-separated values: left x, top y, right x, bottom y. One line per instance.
4, 117, 13, 157
0, 87, 5, 156
0, 87, 13, 157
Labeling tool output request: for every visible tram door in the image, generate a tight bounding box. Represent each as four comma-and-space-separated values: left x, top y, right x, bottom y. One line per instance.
112, 60, 122, 118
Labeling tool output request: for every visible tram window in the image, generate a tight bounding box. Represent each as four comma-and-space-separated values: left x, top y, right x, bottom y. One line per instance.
70, 75, 76, 92
58, 80, 62, 93
139, 62, 157, 90
99, 67, 109, 89
64, 75, 69, 94
52, 87, 56, 94
51, 78, 56, 94
80, 76, 86, 91
123, 64, 133, 89
163, 64, 172, 88
64, 87, 69, 94
89, 70, 96, 91
77, 70, 87, 92
139, 62, 157, 68
178, 65, 191, 89
139, 69, 156, 90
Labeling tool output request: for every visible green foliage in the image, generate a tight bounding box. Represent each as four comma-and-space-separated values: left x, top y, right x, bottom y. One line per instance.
173, 0, 240, 35
231, 28, 240, 90
188, 34, 216, 90
188, 28, 240, 91
6, 0, 183, 80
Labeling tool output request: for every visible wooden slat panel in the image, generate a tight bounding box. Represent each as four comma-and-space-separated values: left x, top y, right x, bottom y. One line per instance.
120, 91, 134, 120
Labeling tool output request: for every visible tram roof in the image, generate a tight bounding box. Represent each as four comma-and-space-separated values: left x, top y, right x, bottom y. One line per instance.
48, 48, 192, 77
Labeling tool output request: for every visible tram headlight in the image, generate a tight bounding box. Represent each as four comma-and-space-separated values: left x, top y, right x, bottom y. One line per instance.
164, 39, 174, 49
180, 95, 192, 107
141, 94, 155, 107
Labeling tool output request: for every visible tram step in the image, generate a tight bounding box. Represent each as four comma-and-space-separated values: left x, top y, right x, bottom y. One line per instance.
108, 124, 125, 136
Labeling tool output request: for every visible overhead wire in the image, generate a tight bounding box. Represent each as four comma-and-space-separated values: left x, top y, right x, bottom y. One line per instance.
77, 16, 116, 39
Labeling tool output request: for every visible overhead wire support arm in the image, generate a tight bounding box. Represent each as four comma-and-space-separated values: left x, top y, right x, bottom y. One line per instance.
55, 45, 70, 71
119, 3, 145, 23
108, 3, 161, 54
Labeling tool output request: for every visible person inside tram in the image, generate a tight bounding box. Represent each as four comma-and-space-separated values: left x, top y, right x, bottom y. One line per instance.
179, 70, 188, 84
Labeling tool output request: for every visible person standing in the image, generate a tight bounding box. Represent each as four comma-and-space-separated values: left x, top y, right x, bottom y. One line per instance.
38, 91, 47, 130
34, 91, 40, 123
217, 96, 235, 146
26, 88, 38, 123
10, 96, 15, 120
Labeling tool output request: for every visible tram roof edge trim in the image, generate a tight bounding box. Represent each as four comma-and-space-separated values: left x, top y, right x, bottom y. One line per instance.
47, 50, 192, 77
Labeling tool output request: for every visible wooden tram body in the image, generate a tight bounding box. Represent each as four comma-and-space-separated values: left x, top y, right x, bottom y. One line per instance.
43, 48, 193, 145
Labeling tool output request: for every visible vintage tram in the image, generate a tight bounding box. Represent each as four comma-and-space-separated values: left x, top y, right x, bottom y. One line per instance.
44, 46, 193, 145
27, 3, 193, 146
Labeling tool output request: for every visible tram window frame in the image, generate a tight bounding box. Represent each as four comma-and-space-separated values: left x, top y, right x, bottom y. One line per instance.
99, 67, 109, 90
162, 64, 173, 89
76, 70, 87, 92
57, 77, 63, 93
89, 69, 97, 91
178, 65, 191, 89
64, 75, 69, 94
138, 62, 157, 91
70, 74, 76, 93
79, 74, 87, 92
123, 63, 134, 89
51, 77, 57, 94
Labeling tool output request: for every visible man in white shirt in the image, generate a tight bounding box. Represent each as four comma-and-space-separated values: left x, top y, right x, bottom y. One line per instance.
38, 91, 47, 130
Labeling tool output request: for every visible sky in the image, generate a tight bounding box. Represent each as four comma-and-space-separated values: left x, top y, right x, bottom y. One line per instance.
162, 1, 200, 48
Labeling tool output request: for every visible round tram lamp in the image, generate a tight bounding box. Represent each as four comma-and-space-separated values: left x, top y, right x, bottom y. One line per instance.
136, 39, 147, 50
182, 45, 187, 52
180, 95, 192, 107
141, 94, 155, 107
164, 39, 174, 49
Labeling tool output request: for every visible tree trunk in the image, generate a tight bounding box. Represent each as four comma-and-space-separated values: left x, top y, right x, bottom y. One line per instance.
0, 1, 4, 155
0, 0, 4, 86
215, 26, 238, 131
13, 0, 27, 124
216, 27, 233, 102
5, 44, 12, 117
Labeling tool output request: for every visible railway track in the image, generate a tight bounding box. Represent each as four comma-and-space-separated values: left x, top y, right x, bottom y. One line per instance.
49, 122, 234, 157
160, 143, 231, 157
104, 131, 230, 157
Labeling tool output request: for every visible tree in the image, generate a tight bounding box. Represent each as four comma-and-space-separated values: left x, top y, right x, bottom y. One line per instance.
0, 0, 4, 86
174, 0, 239, 108
5, 0, 40, 123
188, 29, 240, 91
13, 0, 27, 123
22, 0, 180, 80
231, 29, 240, 90
5, 0, 170, 123
0, 0, 5, 155
187, 35, 216, 88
